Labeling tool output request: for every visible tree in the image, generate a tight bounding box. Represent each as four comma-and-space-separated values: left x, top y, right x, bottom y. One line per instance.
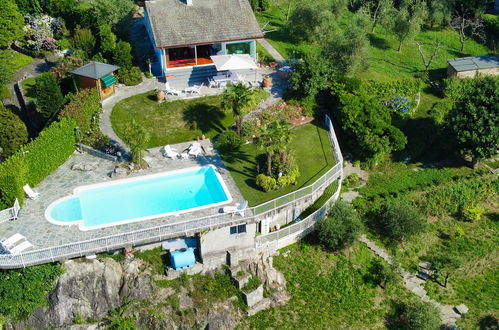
360, 0, 394, 33
387, 300, 441, 330
0, 104, 28, 158
377, 201, 426, 242
113, 41, 133, 69
33, 73, 64, 124
447, 76, 499, 166
99, 24, 117, 57
90, 0, 134, 37
122, 120, 149, 166
450, 8, 484, 52
221, 82, 258, 137
428, 252, 462, 288
14, 0, 42, 14
0, 0, 25, 48
426, 0, 453, 27
288, 0, 336, 43
324, 21, 370, 76
316, 200, 362, 251
415, 40, 442, 74
368, 259, 399, 289
254, 120, 293, 176
289, 49, 334, 98
336, 87, 407, 162
389, 1, 427, 52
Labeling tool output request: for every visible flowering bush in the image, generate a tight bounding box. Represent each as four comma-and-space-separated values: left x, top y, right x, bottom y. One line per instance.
386, 96, 410, 117
23, 14, 64, 51
51, 56, 84, 80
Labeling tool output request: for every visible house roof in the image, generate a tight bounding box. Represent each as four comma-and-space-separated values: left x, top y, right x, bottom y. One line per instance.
448, 55, 499, 72
71, 62, 120, 79
145, 0, 263, 48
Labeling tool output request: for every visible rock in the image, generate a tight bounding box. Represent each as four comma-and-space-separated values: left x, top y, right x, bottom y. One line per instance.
205, 308, 236, 330
178, 287, 194, 310
21, 258, 123, 328
247, 298, 271, 316
111, 167, 127, 178
455, 304, 469, 315
270, 290, 290, 307
243, 285, 264, 308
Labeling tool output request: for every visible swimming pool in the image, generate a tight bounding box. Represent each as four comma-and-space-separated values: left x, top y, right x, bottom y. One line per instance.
45, 166, 232, 230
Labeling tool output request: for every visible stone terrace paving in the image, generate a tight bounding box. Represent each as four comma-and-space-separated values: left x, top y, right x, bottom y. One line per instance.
0, 140, 244, 250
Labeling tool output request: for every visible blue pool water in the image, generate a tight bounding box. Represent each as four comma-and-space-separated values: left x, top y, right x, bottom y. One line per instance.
47, 166, 231, 230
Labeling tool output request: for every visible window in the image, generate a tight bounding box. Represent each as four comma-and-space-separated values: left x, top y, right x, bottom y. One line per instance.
230, 224, 247, 235
226, 42, 251, 55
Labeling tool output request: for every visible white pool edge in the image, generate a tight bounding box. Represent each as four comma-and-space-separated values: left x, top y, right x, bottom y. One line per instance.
45, 165, 233, 231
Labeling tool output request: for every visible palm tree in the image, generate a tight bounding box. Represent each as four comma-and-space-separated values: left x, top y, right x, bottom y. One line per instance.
221, 82, 258, 137
255, 120, 293, 176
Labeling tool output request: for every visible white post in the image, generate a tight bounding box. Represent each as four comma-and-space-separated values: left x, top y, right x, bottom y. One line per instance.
194, 46, 198, 66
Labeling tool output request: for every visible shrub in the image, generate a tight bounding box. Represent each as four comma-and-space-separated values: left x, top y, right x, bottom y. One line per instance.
33, 72, 64, 123
316, 200, 362, 251
215, 130, 243, 153
386, 300, 441, 330
376, 201, 425, 242
71, 27, 95, 57
241, 119, 259, 140
51, 56, 84, 81
55, 38, 71, 50
118, 66, 142, 86
277, 167, 300, 188
461, 203, 485, 222
429, 98, 453, 125
256, 174, 276, 192
0, 104, 28, 158
113, 40, 133, 69
58, 88, 102, 145
343, 173, 360, 189
0, 117, 76, 208
0, 263, 64, 321
368, 259, 399, 290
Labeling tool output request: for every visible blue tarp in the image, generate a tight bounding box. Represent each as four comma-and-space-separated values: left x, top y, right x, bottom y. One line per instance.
169, 248, 196, 270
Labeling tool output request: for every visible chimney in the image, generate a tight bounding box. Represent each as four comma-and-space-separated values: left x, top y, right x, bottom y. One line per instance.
185, 0, 193, 5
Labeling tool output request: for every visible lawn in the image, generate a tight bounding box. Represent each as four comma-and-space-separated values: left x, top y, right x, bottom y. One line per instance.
0, 50, 32, 74
240, 240, 413, 329
21, 77, 36, 102
111, 90, 266, 148
222, 122, 335, 206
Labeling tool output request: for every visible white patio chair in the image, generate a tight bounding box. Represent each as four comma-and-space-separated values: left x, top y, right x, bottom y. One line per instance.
189, 83, 204, 94
23, 184, 39, 200
223, 200, 248, 217
165, 82, 182, 96
0, 198, 20, 223
161, 145, 179, 159
9, 240, 33, 254
1, 233, 26, 250
208, 78, 218, 88
188, 142, 202, 157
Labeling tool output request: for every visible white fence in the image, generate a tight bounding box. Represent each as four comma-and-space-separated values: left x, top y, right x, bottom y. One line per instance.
0, 115, 343, 269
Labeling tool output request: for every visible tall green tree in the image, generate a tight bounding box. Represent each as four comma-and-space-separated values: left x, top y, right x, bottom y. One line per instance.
113, 41, 133, 69
14, 0, 42, 14
90, 0, 134, 37
360, 0, 395, 33
99, 24, 117, 57
316, 200, 362, 251
387, 300, 441, 330
288, 0, 336, 43
71, 27, 96, 58
221, 82, 258, 137
34, 73, 64, 124
378, 201, 426, 242
122, 120, 149, 165
447, 76, 499, 166
389, 0, 427, 52
324, 19, 370, 76
289, 49, 334, 98
0, 0, 25, 48
0, 104, 28, 158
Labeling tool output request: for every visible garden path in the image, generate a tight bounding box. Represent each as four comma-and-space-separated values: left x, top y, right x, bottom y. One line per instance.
341, 161, 369, 203
358, 235, 468, 327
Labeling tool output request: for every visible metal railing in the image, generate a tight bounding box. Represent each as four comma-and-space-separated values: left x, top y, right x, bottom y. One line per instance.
0, 115, 343, 269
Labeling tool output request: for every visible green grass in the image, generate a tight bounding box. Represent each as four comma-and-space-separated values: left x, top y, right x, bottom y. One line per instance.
256, 41, 275, 63
222, 122, 335, 206
111, 90, 267, 148
241, 241, 412, 329
134, 247, 167, 275
0, 50, 32, 74
299, 179, 339, 219
21, 77, 36, 102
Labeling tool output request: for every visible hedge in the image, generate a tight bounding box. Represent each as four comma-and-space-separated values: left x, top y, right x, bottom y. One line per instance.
0, 117, 76, 209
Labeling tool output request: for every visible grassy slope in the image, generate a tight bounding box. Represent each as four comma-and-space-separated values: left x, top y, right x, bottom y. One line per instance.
21, 77, 36, 102
241, 241, 413, 329
223, 122, 335, 206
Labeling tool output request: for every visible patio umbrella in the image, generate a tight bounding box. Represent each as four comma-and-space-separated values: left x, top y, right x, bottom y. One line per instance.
210, 54, 258, 71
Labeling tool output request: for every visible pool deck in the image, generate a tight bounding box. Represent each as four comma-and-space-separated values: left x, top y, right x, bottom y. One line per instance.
0, 140, 244, 250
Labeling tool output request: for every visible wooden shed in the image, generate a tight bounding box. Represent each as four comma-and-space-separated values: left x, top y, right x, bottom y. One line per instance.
447, 55, 499, 78
71, 62, 120, 100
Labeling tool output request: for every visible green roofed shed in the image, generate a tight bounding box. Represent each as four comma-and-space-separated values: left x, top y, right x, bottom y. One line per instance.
71, 61, 120, 100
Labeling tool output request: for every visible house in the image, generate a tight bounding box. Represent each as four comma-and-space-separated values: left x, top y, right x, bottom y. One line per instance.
71, 62, 120, 100
447, 55, 499, 78
144, 0, 263, 84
